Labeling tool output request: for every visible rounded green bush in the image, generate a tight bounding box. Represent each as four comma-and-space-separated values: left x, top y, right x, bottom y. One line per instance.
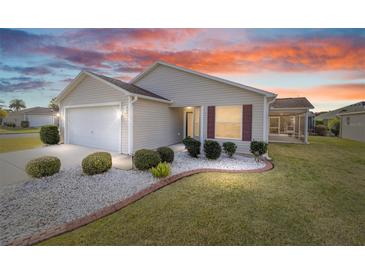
315, 124, 327, 136
82, 152, 112, 175
40, 125, 60, 145
250, 140, 268, 162
204, 140, 222, 160
157, 146, 174, 163
133, 149, 161, 170
223, 142, 237, 157
182, 137, 201, 158
21, 121, 29, 128
25, 156, 61, 178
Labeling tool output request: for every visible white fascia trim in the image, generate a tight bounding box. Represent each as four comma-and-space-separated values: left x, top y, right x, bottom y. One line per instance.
270, 107, 311, 111
130, 61, 277, 97
85, 71, 172, 104
63, 101, 122, 153
56, 71, 172, 105
54, 71, 86, 104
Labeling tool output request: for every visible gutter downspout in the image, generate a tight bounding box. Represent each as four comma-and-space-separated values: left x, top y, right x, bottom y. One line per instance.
128, 96, 138, 155
265, 96, 277, 160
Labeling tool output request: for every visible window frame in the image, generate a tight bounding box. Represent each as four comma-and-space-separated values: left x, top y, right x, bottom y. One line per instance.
214, 105, 242, 140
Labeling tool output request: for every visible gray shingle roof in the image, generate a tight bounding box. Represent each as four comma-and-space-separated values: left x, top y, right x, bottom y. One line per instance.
316, 101, 365, 120
271, 97, 314, 109
88, 72, 170, 101
17, 107, 55, 115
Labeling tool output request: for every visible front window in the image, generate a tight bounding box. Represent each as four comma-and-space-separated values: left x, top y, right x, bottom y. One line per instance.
215, 106, 242, 139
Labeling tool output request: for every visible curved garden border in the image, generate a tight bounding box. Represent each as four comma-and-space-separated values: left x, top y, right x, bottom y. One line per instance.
8, 159, 273, 246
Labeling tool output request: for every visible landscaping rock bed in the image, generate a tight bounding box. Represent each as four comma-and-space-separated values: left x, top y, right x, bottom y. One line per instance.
0, 152, 265, 245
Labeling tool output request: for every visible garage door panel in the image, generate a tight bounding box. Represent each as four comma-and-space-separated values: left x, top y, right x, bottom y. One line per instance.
67, 105, 120, 152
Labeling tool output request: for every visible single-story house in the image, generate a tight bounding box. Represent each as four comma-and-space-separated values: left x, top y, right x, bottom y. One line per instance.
338, 110, 365, 142
55, 61, 314, 154
2, 107, 58, 127
315, 101, 365, 126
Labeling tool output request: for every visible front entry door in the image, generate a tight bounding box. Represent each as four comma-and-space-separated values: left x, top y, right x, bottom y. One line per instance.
186, 112, 193, 137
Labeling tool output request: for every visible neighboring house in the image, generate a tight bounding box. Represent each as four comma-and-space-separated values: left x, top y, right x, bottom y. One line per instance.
315, 101, 365, 126
3, 107, 58, 127
55, 61, 314, 154
337, 108, 365, 143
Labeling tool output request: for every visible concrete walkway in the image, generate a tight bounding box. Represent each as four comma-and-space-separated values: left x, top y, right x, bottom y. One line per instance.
0, 144, 132, 190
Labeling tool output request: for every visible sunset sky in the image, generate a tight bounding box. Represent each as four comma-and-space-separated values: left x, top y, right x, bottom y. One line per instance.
0, 28, 364, 111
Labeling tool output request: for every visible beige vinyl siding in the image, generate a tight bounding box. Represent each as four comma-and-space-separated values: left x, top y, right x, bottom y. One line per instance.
59, 75, 129, 154
133, 98, 183, 152
134, 65, 265, 153
341, 113, 365, 142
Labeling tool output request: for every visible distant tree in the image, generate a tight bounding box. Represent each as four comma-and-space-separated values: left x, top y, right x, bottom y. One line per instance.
48, 97, 59, 111
9, 99, 26, 111
0, 108, 7, 124
329, 118, 340, 136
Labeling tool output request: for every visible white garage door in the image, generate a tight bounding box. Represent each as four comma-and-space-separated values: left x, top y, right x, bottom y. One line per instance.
28, 115, 54, 127
66, 105, 121, 152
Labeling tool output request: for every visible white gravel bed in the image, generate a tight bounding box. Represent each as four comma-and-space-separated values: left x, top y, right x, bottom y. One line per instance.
0, 152, 264, 245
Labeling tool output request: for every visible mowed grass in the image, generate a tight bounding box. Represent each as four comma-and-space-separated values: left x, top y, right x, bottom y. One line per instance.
0, 127, 40, 134
40, 137, 365, 245
0, 136, 43, 153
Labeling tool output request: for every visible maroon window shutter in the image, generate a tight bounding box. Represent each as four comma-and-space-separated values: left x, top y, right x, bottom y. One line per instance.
242, 105, 252, 141
207, 106, 215, 139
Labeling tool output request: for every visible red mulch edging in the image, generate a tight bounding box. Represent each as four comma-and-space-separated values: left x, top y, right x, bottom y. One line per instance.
8, 160, 273, 246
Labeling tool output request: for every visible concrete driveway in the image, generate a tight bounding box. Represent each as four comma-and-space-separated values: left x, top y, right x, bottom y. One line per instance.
0, 144, 132, 189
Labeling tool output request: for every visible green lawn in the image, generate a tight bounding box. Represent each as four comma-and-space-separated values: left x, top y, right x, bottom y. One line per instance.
0, 136, 43, 153
40, 137, 365, 245
0, 127, 40, 134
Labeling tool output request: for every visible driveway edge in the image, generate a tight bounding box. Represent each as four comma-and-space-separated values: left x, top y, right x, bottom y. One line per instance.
8, 159, 273, 246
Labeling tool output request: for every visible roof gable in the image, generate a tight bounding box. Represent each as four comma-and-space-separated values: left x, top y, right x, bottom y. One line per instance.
55, 71, 172, 104
271, 97, 314, 109
130, 61, 277, 97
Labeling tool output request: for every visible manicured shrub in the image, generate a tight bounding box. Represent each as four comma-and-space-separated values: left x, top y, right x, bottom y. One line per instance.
204, 140, 222, 160
315, 124, 328, 136
329, 118, 340, 136
82, 152, 112, 175
5, 122, 16, 127
150, 162, 171, 178
133, 149, 161, 170
250, 140, 268, 162
182, 137, 201, 158
21, 120, 29, 128
223, 142, 237, 158
25, 156, 61, 178
40, 125, 60, 144
315, 120, 324, 126
157, 146, 174, 163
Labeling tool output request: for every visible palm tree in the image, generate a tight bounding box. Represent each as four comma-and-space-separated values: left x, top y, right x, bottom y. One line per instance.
9, 99, 26, 111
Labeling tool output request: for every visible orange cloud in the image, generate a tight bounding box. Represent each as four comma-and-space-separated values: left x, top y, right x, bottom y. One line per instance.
274, 83, 365, 101
102, 36, 365, 74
